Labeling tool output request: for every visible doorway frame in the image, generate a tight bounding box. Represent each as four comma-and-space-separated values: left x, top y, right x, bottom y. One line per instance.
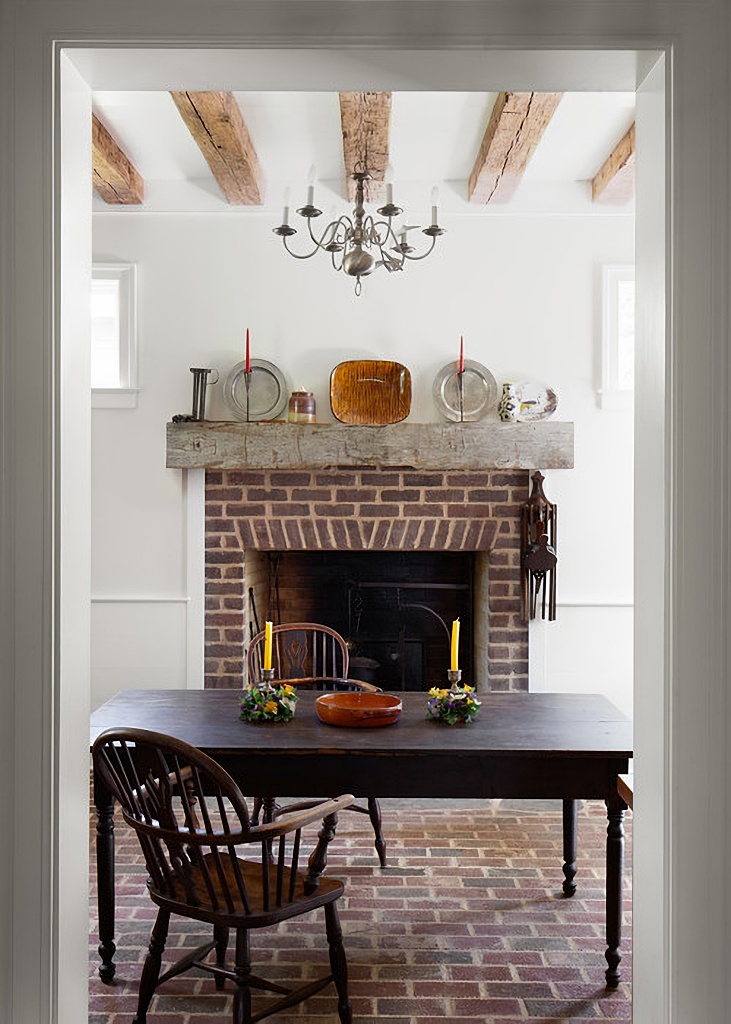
2, 3, 729, 1023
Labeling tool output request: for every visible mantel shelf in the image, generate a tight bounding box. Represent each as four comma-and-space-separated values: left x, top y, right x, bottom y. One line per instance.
166, 420, 574, 471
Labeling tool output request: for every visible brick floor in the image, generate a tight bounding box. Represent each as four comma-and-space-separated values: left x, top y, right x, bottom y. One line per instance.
89, 798, 632, 1022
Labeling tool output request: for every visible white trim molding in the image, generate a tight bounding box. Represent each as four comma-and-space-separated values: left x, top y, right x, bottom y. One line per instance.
2, 6, 730, 1024
598, 263, 635, 410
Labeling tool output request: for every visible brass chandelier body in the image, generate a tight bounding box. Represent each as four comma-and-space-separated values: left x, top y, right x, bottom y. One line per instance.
273, 171, 445, 295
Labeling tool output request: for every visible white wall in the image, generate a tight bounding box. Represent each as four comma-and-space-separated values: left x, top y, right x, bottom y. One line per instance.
92, 208, 634, 710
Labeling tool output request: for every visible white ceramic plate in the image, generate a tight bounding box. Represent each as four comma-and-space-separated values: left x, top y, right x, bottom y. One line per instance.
511, 381, 559, 421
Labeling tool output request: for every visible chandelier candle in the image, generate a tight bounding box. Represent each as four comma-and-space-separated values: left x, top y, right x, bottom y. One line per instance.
306, 165, 316, 206
385, 162, 394, 206
431, 186, 439, 226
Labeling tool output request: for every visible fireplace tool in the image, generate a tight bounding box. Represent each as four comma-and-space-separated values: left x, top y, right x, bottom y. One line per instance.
520, 470, 558, 621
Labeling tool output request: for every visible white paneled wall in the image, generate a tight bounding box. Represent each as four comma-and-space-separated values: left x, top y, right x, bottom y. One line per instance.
529, 605, 634, 718
91, 209, 634, 711
90, 599, 189, 703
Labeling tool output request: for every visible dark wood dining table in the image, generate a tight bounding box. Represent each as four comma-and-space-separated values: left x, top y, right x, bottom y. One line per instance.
90, 688, 632, 988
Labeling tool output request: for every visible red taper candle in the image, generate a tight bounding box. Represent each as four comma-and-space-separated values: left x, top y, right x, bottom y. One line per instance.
245, 328, 251, 374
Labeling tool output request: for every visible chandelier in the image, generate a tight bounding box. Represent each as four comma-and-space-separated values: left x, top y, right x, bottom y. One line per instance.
273, 168, 445, 295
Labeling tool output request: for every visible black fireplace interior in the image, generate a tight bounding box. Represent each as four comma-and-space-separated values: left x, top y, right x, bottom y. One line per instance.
259, 550, 474, 691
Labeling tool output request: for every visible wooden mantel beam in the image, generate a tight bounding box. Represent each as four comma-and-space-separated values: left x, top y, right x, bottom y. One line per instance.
167, 420, 575, 471
468, 92, 562, 204
339, 92, 392, 202
170, 91, 265, 205
592, 123, 636, 204
92, 114, 144, 205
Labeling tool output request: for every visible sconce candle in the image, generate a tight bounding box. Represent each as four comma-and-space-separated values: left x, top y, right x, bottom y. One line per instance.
459, 335, 465, 375
263, 621, 273, 671
450, 619, 460, 672
245, 327, 251, 374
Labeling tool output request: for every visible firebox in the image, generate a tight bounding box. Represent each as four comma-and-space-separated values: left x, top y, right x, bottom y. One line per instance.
246, 550, 474, 691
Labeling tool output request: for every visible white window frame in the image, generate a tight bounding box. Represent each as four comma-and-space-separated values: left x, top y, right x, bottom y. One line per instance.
91, 261, 140, 408
598, 264, 635, 410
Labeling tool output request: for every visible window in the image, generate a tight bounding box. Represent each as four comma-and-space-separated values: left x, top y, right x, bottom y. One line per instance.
598, 265, 634, 410
91, 262, 139, 408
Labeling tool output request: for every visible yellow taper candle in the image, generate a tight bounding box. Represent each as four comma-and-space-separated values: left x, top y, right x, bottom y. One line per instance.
263, 621, 273, 671
450, 619, 460, 672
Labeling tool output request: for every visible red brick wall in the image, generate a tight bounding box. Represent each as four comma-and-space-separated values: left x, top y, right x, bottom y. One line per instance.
204, 467, 529, 691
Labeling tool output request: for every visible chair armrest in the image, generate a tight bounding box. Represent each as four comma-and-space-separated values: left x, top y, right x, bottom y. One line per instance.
345, 678, 381, 692
248, 793, 355, 839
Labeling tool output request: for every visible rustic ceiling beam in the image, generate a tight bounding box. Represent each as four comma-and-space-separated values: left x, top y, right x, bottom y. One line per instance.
339, 92, 392, 202
468, 92, 563, 204
170, 91, 265, 205
591, 123, 636, 204
92, 114, 144, 205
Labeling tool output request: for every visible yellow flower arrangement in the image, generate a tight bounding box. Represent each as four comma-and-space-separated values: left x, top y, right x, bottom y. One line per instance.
426, 683, 481, 725
239, 683, 299, 723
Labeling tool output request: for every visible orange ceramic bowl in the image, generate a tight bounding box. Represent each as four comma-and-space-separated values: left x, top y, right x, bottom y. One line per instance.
315, 691, 402, 728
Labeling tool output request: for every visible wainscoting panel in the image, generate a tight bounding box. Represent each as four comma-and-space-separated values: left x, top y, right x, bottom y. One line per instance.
529, 604, 633, 719
90, 598, 192, 708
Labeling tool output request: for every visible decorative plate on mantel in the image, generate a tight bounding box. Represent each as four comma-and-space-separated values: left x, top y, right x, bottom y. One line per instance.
330, 360, 412, 424
224, 358, 289, 421
432, 359, 498, 422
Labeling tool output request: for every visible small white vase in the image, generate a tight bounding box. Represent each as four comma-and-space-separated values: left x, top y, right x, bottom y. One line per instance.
498, 383, 519, 422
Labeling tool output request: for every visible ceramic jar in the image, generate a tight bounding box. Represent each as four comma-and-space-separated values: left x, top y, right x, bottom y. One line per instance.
288, 389, 316, 423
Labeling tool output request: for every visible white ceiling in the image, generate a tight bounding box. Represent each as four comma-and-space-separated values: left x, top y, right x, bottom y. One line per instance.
91, 90, 637, 214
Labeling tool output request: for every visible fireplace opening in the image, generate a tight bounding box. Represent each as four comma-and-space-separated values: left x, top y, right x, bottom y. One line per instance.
246, 550, 476, 691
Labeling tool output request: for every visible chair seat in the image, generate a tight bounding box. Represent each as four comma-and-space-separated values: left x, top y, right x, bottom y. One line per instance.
151, 852, 345, 928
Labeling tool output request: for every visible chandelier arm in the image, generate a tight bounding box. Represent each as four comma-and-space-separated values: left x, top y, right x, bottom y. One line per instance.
398, 234, 438, 262
307, 215, 354, 248
280, 235, 325, 261
368, 218, 398, 248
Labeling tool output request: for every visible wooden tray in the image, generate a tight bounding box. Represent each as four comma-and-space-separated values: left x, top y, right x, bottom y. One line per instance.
330, 360, 412, 424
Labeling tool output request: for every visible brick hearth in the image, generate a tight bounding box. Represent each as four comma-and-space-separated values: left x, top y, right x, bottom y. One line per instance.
204, 467, 529, 692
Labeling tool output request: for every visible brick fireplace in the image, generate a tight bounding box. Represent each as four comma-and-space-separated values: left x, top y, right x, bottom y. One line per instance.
167, 419, 574, 694
204, 465, 532, 692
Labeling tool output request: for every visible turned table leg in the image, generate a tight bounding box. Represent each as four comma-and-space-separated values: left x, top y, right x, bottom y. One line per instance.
605, 791, 627, 988
562, 798, 578, 896
94, 774, 116, 983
